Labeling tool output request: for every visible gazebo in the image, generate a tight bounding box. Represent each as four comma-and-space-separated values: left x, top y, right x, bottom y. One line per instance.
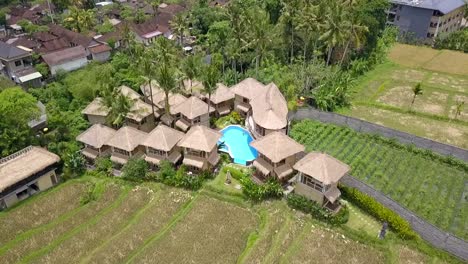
106, 126, 147, 167
141, 124, 184, 169
76, 124, 116, 163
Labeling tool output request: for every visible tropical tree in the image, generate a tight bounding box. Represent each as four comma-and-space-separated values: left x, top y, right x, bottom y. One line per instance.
201, 65, 220, 116
340, 0, 369, 65
280, 0, 300, 64
454, 100, 465, 120
181, 54, 201, 94
207, 20, 232, 73
155, 64, 178, 116
170, 13, 189, 46
411, 82, 423, 109
245, 8, 274, 76
319, 1, 351, 65
107, 93, 134, 127
63, 6, 95, 33
294, 1, 319, 63
153, 37, 179, 66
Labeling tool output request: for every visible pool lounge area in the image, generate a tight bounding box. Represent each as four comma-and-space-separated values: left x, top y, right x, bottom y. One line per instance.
218, 125, 258, 165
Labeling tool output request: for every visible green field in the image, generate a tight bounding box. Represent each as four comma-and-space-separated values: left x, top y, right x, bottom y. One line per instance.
340, 44, 468, 148
290, 120, 468, 240
0, 174, 456, 264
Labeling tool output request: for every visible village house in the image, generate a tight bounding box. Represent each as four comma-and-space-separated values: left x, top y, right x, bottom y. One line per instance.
177, 125, 221, 171
248, 83, 288, 137
0, 146, 60, 210
0, 41, 42, 87
250, 132, 305, 183
293, 152, 350, 211
41, 45, 88, 75
172, 96, 214, 132
76, 124, 116, 164
141, 124, 184, 169
201, 83, 234, 116
106, 126, 147, 167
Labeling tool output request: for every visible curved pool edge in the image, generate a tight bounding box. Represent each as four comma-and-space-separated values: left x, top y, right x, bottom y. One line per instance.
218, 125, 258, 164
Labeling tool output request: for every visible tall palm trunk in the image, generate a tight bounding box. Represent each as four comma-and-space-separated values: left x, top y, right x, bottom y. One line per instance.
290, 25, 294, 64
207, 94, 211, 117
164, 91, 170, 116
326, 46, 333, 66
189, 79, 192, 94
255, 48, 260, 78
340, 40, 351, 66
148, 80, 155, 117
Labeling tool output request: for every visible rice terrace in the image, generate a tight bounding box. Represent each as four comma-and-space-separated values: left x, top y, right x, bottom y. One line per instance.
340, 44, 468, 148
0, 174, 460, 264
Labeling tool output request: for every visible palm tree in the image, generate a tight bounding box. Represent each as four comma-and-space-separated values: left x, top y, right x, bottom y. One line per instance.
454, 100, 465, 120
201, 65, 220, 117
155, 64, 177, 116
153, 37, 179, 66
139, 55, 156, 116
281, 0, 300, 64
181, 54, 200, 94
319, 1, 350, 65
411, 83, 423, 109
340, 1, 368, 65
107, 93, 134, 127
295, 1, 319, 63
170, 13, 189, 46
245, 8, 274, 77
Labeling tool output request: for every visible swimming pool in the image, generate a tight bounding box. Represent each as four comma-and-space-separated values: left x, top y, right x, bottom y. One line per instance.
218, 125, 258, 165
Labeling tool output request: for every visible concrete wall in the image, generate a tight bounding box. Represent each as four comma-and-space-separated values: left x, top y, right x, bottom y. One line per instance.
394, 5, 433, 38
86, 114, 107, 125
92, 51, 111, 62
295, 181, 324, 204
50, 57, 88, 76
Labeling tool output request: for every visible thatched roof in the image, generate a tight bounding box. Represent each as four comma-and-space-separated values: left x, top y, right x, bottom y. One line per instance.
250, 132, 304, 163
127, 99, 153, 122
161, 94, 188, 112
171, 96, 214, 119
118, 85, 141, 100
203, 83, 234, 104
76, 124, 116, 149
0, 146, 60, 192
294, 152, 350, 185
178, 125, 222, 152
81, 97, 109, 116
106, 126, 147, 151
250, 83, 288, 130
141, 124, 184, 151
230, 78, 266, 100
140, 82, 187, 110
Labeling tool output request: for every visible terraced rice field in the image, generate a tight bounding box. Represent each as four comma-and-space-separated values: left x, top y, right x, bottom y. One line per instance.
290, 120, 468, 240
0, 175, 457, 263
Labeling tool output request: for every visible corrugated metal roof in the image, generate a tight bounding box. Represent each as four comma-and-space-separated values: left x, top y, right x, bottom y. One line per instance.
391, 0, 466, 14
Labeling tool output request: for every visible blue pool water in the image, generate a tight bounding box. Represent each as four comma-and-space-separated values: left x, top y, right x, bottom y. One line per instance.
218, 125, 258, 165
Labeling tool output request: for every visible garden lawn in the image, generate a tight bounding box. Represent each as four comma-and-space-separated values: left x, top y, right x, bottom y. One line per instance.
290, 120, 468, 240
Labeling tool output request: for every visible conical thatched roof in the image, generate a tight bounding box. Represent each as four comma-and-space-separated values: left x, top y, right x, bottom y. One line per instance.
177, 125, 222, 152
76, 124, 116, 148
106, 126, 147, 151
171, 96, 214, 119
118, 85, 141, 100
250, 132, 304, 163
141, 124, 184, 151
230, 78, 266, 100
250, 83, 288, 130
293, 152, 350, 185
203, 83, 234, 104
81, 97, 109, 116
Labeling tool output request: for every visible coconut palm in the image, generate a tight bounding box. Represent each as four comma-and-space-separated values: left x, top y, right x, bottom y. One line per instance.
170, 13, 189, 46
107, 93, 134, 127
411, 82, 423, 109
201, 65, 220, 117
155, 64, 178, 116
340, 1, 368, 65
153, 37, 179, 66
181, 54, 201, 94
139, 55, 156, 115
245, 8, 274, 77
295, 1, 319, 63
319, 1, 351, 65
281, 0, 300, 64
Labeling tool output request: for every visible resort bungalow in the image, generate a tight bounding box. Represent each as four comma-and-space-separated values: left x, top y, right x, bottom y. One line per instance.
293, 152, 350, 211
201, 83, 234, 116
76, 124, 116, 163
177, 125, 222, 171
230, 78, 266, 115
250, 132, 305, 183
106, 126, 147, 167
81, 97, 109, 125
0, 146, 60, 210
141, 125, 184, 169
248, 83, 288, 137
172, 96, 214, 132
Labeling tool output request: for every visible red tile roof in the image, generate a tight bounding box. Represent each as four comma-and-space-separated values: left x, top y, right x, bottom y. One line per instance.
89, 44, 111, 54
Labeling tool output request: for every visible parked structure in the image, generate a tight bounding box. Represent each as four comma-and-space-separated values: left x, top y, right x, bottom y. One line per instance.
41, 46, 88, 75
293, 152, 350, 211
106, 126, 147, 167
141, 124, 184, 168
0, 41, 42, 87
0, 146, 60, 210
177, 125, 221, 171
386, 0, 466, 41
201, 83, 234, 116
172, 96, 214, 132
76, 124, 116, 163
250, 132, 304, 182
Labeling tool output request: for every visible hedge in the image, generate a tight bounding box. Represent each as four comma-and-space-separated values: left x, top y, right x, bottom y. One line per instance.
287, 194, 349, 225
340, 185, 418, 240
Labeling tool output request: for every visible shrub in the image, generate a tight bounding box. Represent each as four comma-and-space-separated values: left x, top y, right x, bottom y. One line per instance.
214, 111, 245, 129
146, 161, 209, 190
340, 185, 418, 239
287, 194, 348, 225
122, 158, 149, 182
80, 182, 99, 205
95, 157, 113, 176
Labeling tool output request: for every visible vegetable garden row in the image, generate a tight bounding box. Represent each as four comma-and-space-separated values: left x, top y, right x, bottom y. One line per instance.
290, 120, 468, 240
